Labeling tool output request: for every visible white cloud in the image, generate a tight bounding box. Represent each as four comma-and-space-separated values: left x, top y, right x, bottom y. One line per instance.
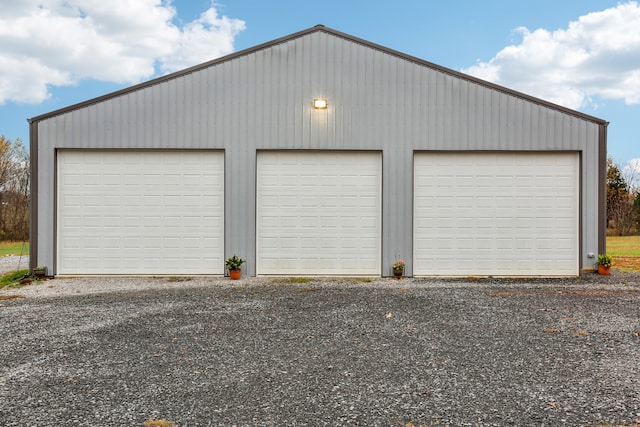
160, 7, 244, 73
0, 0, 245, 105
462, 1, 640, 110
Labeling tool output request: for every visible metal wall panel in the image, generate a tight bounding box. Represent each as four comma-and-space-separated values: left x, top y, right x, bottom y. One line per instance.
34, 28, 603, 276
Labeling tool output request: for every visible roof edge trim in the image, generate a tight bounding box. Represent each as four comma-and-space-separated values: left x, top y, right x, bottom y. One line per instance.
28, 25, 322, 124
318, 26, 607, 125
28, 24, 607, 126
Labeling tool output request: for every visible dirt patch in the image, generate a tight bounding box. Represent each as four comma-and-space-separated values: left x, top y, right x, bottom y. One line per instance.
491, 289, 640, 297
612, 257, 640, 271
561, 289, 640, 295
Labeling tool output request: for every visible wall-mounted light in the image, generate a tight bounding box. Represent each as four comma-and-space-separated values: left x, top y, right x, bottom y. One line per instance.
313, 98, 328, 109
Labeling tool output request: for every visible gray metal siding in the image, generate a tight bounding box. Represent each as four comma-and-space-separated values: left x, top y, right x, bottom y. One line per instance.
33, 28, 603, 275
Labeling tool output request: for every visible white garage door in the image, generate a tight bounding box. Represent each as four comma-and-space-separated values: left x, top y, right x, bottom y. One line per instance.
257, 151, 381, 275
57, 150, 224, 275
414, 152, 579, 276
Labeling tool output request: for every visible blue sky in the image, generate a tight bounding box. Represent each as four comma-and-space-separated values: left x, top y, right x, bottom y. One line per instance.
1, 0, 638, 166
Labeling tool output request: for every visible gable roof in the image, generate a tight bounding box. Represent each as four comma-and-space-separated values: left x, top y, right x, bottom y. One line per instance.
29, 24, 607, 125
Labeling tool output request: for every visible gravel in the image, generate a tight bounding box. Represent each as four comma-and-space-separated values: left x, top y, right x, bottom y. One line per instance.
1, 258, 640, 426
0, 255, 29, 276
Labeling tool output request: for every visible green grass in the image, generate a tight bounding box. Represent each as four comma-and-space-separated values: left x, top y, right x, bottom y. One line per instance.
167, 276, 193, 282
606, 235, 640, 272
0, 269, 29, 289
272, 277, 314, 284
348, 277, 373, 283
607, 235, 640, 257
0, 241, 29, 257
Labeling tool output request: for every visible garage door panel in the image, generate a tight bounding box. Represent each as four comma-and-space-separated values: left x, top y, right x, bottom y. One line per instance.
257, 151, 381, 275
414, 152, 578, 276
57, 150, 224, 275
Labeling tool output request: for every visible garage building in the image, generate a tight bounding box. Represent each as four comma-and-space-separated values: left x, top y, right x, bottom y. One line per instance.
29, 25, 607, 277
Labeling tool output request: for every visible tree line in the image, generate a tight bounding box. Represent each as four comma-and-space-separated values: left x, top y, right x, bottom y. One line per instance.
607, 157, 640, 236
0, 135, 29, 241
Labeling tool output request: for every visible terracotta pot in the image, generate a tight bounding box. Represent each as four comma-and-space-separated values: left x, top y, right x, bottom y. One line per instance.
33, 266, 47, 278
229, 269, 242, 280
597, 265, 611, 275
393, 268, 403, 278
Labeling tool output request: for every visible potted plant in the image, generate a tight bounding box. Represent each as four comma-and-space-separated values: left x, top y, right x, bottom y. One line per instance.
33, 266, 47, 279
596, 253, 612, 275
392, 259, 405, 278
225, 254, 245, 280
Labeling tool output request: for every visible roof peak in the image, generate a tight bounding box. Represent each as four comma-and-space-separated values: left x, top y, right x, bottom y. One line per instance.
29, 24, 606, 126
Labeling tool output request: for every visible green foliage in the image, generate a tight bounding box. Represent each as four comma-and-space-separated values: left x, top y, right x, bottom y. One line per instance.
607, 157, 628, 192
596, 253, 612, 267
225, 254, 245, 271
0, 269, 29, 289
392, 259, 406, 271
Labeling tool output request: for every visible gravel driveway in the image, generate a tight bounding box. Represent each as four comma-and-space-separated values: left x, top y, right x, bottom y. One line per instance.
1, 261, 639, 426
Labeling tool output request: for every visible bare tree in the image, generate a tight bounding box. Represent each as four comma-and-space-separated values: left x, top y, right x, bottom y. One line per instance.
622, 158, 640, 194
608, 188, 636, 236
0, 136, 29, 241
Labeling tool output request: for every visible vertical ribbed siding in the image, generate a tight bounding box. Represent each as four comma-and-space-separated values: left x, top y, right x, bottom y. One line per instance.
35, 29, 603, 275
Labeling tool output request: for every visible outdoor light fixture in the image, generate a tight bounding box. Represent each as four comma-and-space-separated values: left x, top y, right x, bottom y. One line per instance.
313, 98, 328, 109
